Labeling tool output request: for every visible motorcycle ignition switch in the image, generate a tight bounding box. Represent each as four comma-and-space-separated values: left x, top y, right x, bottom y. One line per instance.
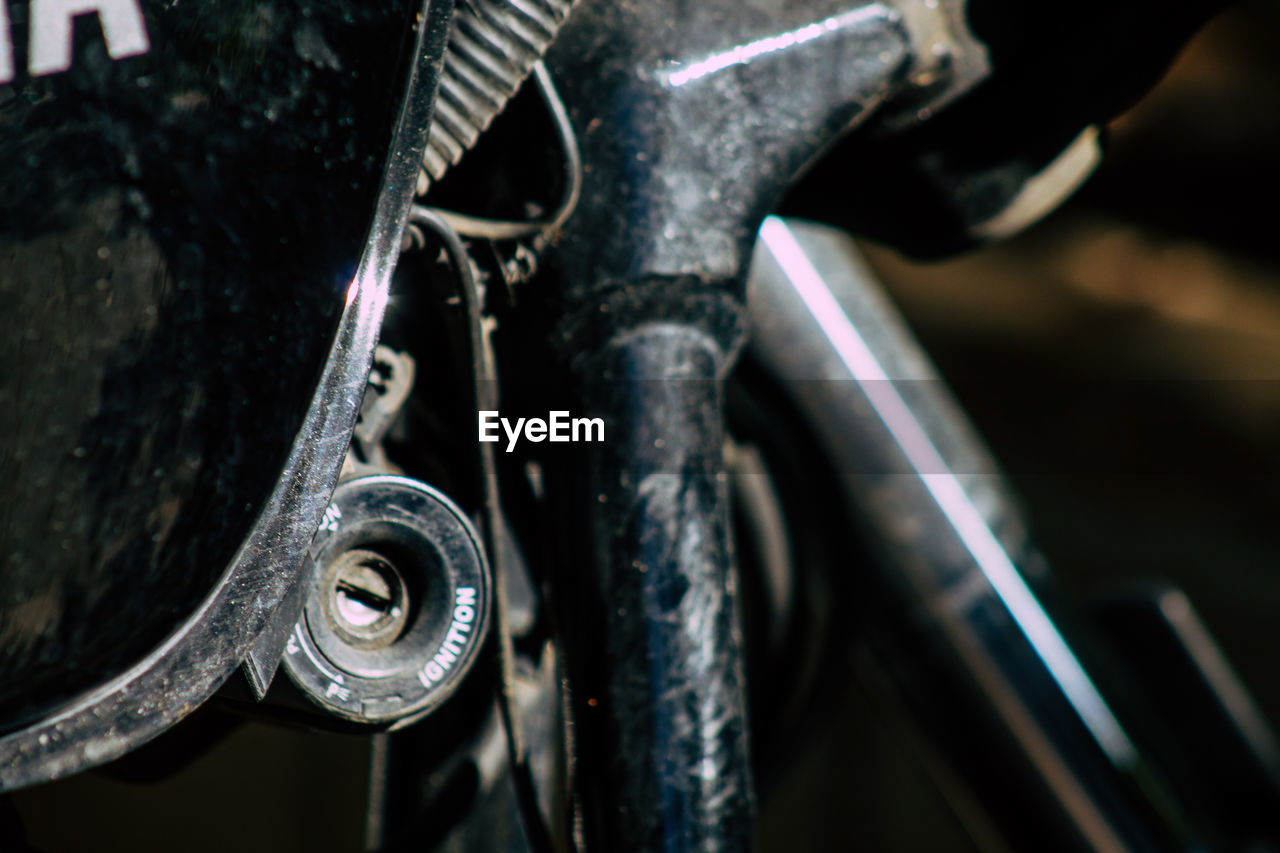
280, 475, 490, 726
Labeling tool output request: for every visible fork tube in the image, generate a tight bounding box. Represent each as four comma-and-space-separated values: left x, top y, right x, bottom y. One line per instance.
565, 321, 754, 853
747, 216, 1192, 852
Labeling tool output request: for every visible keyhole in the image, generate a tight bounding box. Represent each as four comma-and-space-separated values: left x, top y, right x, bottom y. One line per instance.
326, 549, 409, 648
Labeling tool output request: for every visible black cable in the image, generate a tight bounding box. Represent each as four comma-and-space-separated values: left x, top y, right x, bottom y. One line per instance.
421, 63, 582, 242
406, 207, 559, 853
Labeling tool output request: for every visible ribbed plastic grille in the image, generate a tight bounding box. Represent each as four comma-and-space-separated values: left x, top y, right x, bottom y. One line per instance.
420, 0, 575, 193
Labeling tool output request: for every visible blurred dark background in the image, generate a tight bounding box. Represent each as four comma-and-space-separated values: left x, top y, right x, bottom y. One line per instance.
760, 1, 1280, 849
863, 0, 1280, 714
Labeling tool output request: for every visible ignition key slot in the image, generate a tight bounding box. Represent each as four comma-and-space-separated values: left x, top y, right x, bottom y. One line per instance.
281, 475, 491, 726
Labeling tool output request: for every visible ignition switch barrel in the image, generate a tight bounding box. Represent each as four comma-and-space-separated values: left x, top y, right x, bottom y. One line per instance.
280, 475, 491, 727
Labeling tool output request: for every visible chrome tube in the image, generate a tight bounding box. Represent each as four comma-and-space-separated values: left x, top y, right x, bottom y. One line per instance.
747, 217, 1190, 852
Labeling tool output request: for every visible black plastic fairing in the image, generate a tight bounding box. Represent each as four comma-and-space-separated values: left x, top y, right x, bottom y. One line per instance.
0, 0, 432, 737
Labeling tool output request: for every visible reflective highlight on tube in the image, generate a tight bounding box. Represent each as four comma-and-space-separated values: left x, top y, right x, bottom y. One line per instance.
759, 216, 1138, 768
664, 7, 883, 88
